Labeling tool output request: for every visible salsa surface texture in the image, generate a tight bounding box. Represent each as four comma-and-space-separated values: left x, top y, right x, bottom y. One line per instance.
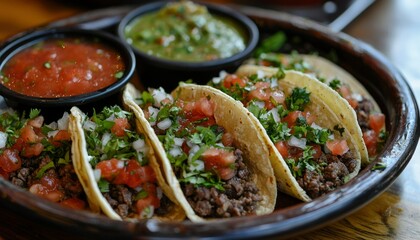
124, 1, 246, 62
0, 37, 125, 98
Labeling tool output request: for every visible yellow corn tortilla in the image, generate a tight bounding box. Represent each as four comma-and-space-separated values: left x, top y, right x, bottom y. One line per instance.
233, 66, 366, 201
123, 83, 277, 222
69, 105, 185, 222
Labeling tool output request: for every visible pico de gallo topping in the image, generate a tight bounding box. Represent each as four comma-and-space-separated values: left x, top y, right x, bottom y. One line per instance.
137, 88, 262, 217
81, 106, 164, 219
253, 51, 387, 159
211, 71, 358, 198
0, 109, 87, 210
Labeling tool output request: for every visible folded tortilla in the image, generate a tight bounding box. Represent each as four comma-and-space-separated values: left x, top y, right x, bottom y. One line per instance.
69, 105, 185, 221
123, 83, 277, 222
211, 66, 366, 201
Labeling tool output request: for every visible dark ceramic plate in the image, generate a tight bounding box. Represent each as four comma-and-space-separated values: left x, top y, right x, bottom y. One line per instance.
0, 4, 419, 240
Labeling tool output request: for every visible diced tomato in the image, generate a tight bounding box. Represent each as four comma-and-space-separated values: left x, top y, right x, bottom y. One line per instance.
338, 86, 351, 99
369, 113, 385, 134
221, 132, 234, 147
282, 111, 302, 128
194, 97, 214, 117
326, 139, 349, 156
0, 149, 21, 172
111, 118, 130, 137
346, 97, 359, 109
271, 91, 285, 105
21, 142, 44, 158
181, 141, 190, 155
95, 159, 125, 181
124, 160, 157, 188
248, 87, 271, 102
275, 141, 289, 158
183, 98, 216, 127
30, 172, 64, 202
19, 125, 39, 143
136, 183, 160, 215
309, 144, 322, 159
363, 130, 378, 156
53, 130, 71, 143
303, 111, 316, 125
223, 74, 246, 88
27, 116, 44, 128
60, 197, 86, 210
202, 148, 236, 180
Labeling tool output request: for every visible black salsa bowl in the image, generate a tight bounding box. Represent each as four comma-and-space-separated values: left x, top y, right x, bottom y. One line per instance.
117, 1, 259, 91
0, 27, 135, 121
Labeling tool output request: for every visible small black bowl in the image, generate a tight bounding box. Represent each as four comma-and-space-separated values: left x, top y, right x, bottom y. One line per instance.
0, 27, 135, 121
117, 1, 259, 91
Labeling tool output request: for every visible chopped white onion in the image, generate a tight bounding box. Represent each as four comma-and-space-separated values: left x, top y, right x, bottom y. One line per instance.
174, 137, 184, 147
254, 101, 265, 109
268, 108, 280, 122
189, 159, 205, 172
257, 70, 265, 78
93, 169, 101, 182
57, 112, 69, 130
351, 93, 363, 102
105, 114, 115, 122
152, 88, 172, 107
0, 131, 7, 148
189, 145, 200, 156
46, 121, 58, 130
101, 132, 112, 148
211, 70, 227, 84
132, 138, 146, 152
288, 136, 307, 149
310, 122, 323, 130
169, 146, 182, 157
47, 130, 59, 138
270, 78, 279, 88
83, 119, 97, 131
157, 118, 172, 130
148, 106, 159, 126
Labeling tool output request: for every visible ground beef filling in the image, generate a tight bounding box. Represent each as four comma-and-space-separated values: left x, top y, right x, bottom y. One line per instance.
103, 184, 170, 219
355, 97, 374, 132
183, 149, 262, 218
9, 157, 85, 200
295, 148, 358, 199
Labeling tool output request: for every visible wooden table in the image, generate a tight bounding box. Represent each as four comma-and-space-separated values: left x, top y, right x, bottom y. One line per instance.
0, 0, 419, 239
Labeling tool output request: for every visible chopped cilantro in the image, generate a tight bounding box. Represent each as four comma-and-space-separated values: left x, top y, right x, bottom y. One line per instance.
29, 109, 41, 119
328, 79, 342, 90
36, 161, 55, 179
43, 62, 51, 69
134, 189, 149, 200
285, 87, 311, 111
371, 162, 387, 171
254, 31, 287, 57
98, 179, 110, 193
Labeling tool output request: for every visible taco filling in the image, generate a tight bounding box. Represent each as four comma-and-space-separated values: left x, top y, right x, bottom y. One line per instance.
75, 106, 173, 219
251, 53, 387, 158
0, 109, 87, 210
211, 71, 359, 199
137, 88, 263, 218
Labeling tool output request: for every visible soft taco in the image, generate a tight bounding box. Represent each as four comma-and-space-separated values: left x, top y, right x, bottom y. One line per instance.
69, 105, 185, 221
123, 83, 276, 222
249, 53, 387, 161
0, 109, 93, 211
210, 66, 367, 201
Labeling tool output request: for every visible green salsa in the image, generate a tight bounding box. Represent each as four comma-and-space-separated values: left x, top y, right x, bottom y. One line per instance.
124, 1, 247, 62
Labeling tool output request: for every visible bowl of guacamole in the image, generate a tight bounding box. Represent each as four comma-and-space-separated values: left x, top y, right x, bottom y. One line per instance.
117, 1, 259, 90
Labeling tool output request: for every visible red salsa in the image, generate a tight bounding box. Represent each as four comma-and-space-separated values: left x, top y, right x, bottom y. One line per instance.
0, 38, 125, 98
